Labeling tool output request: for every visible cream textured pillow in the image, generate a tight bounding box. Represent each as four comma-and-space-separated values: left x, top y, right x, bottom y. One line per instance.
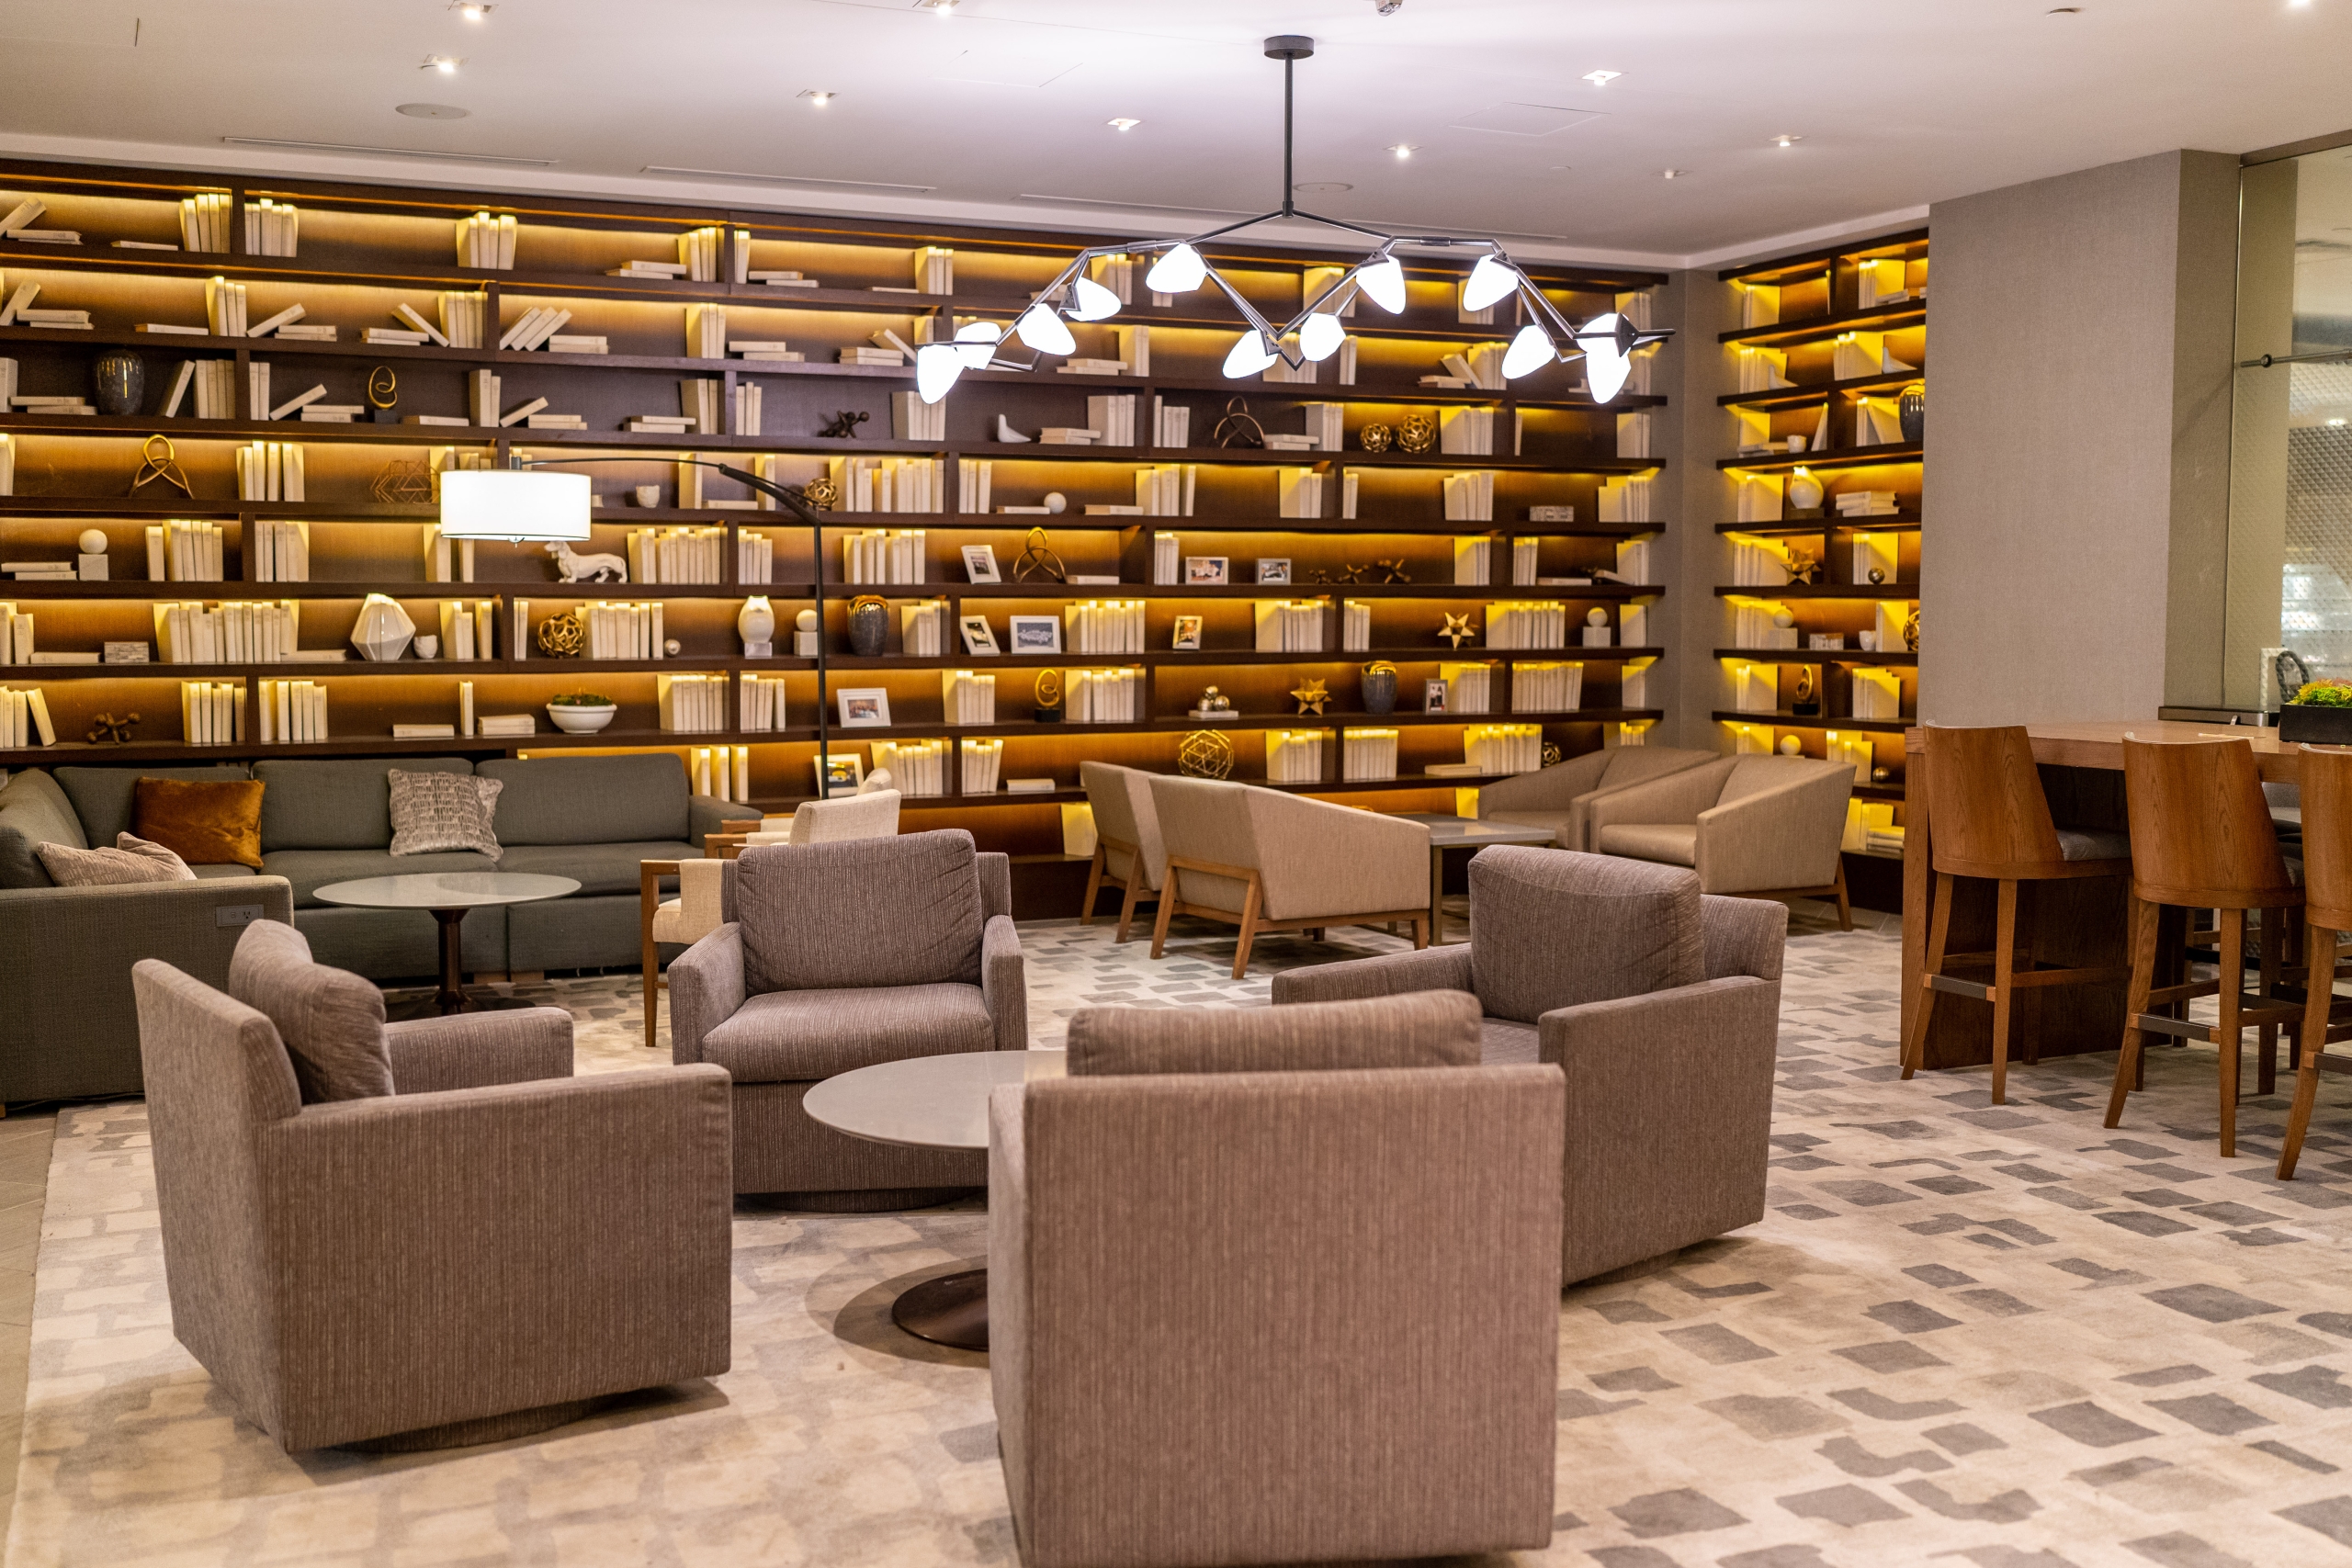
388, 770, 503, 861
34, 833, 198, 886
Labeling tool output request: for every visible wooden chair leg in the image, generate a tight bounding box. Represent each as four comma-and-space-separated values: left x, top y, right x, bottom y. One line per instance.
1149, 881, 1179, 959
2105, 897, 2161, 1128
1412, 915, 1430, 950
1990, 879, 2019, 1106
1901, 872, 1957, 1079
1114, 868, 1146, 944
2282, 920, 2335, 1180
1832, 859, 1852, 932
639, 888, 661, 1051
1080, 845, 1107, 927
2219, 910, 2245, 1158
1230, 877, 1264, 980
2018, 883, 2043, 1066
2258, 908, 2281, 1098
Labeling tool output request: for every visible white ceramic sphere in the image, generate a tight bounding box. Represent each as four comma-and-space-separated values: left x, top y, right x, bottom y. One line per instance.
1585, 607, 1609, 627
77, 528, 107, 555
1773, 610, 1796, 629
796, 609, 820, 632
1778, 736, 1803, 756
665, 637, 682, 656
1044, 491, 1067, 514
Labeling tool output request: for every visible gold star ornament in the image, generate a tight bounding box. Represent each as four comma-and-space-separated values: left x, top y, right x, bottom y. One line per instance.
1290, 677, 1329, 716
1440, 612, 1477, 649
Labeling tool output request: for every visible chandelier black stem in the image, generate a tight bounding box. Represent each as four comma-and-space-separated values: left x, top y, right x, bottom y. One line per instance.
1281, 54, 1295, 218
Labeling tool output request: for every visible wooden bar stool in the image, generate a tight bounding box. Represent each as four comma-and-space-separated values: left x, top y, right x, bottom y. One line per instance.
1900, 726, 2133, 1103
2105, 737, 2303, 1157
2284, 745, 2352, 1179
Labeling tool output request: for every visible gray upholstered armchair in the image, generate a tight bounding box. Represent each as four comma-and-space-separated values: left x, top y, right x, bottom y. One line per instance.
1476, 742, 1717, 850
990, 992, 1564, 1568
1272, 846, 1785, 1284
132, 922, 731, 1453
668, 829, 1025, 1201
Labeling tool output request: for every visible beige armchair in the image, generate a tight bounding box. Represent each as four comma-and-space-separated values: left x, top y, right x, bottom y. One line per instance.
1077, 761, 1166, 941
1144, 774, 1430, 977
1273, 846, 1787, 1283
133, 922, 731, 1452
1587, 753, 1857, 929
1477, 742, 1717, 849
990, 992, 1564, 1567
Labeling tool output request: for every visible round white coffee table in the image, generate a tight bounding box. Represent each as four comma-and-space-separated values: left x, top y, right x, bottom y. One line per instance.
312, 872, 580, 1015
802, 1049, 1066, 1351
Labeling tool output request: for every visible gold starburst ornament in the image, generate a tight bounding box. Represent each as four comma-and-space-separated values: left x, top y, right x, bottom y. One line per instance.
1440, 612, 1477, 649
1290, 677, 1329, 716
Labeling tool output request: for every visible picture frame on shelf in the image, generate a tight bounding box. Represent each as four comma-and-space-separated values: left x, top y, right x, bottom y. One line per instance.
1423, 680, 1448, 714
814, 752, 865, 796
1184, 556, 1228, 587
959, 615, 1001, 656
961, 544, 1001, 584
1171, 615, 1204, 651
1007, 615, 1062, 655
1256, 558, 1292, 586
836, 688, 892, 728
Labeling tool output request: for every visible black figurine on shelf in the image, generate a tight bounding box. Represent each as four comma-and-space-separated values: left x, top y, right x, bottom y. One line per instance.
818, 410, 869, 439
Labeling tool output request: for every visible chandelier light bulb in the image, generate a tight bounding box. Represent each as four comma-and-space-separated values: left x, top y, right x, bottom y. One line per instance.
1500, 322, 1555, 379
915, 344, 965, 403
1355, 256, 1407, 313
1013, 301, 1077, 356
1578, 312, 1634, 403
1222, 330, 1281, 378
1463, 254, 1519, 313
1068, 274, 1123, 321
1298, 311, 1349, 362
952, 319, 1004, 368
1145, 243, 1207, 294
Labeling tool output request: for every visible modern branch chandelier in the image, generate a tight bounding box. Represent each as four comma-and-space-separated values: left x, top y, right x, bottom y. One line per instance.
914, 33, 1673, 404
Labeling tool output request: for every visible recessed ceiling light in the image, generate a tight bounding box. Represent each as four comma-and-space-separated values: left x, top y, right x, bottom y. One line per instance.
916, 0, 957, 14
1772, 133, 1803, 148
397, 102, 471, 119
1108, 118, 1140, 130
798, 89, 835, 107
1660, 168, 1687, 179
451, 1, 491, 17
2290, 0, 2312, 8
1389, 144, 1417, 160
1582, 70, 1620, 85
2331, 417, 2348, 426
421, 54, 460, 73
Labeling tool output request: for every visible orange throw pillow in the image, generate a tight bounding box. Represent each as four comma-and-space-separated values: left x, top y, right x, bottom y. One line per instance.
132, 777, 266, 869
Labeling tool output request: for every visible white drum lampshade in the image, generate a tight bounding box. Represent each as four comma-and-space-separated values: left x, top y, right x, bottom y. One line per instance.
437, 468, 593, 541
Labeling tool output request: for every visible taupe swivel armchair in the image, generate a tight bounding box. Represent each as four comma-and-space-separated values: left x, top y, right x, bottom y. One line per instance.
668, 829, 1026, 1201
1586, 753, 1857, 929
1077, 761, 1167, 941
1477, 742, 1717, 850
1274, 845, 1786, 1283
990, 992, 1564, 1568
133, 921, 731, 1452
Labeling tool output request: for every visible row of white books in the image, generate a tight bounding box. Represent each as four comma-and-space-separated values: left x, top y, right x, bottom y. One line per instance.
458, 212, 518, 270
1732, 604, 1803, 649
1278, 468, 1327, 519
1843, 800, 1899, 854
1728, 540, 1796, 590
901, 599, 953, 658
1464, 724, 1545, 775
1736, 282, 1780, 330
1512, 661, 1585, 714
828, 457, 945, 514
956, 458, 994, 515
1151, 533, 1182, 584
236, 441, 306, 502
187, 680, 250, 745
247, 199, 299, 257
582, 603, 668, 660
1266, 728, 1330, 783
1855, 399, 1908, 447
1267, 338, 1356, 385
1851, 533, 1899, 584
180, 194, 232, 253
1068, 667, 1142, 723
437, 602, 498, 661
1832, 331, 1917, 381
468, 368, 503, 427
629, 527, 727, 585
1855, 258, 1917, 310
1341, 728, 1398, 783
0, 431, 10, 496
204, 278, 250, 338
943, 670, 997, 725
739, 673, 789, 731
1837, 490, 1904, 517
1851, 667, 1904, 720
1735, 346, 1793, 393
1598, 475, 1656, 523
154, 601, 299, 664
1341, 600, 1372, 651
255, 680, 328, 743
1618, 412, 1655, 459
1486, 603, 1570, 649
914, 245, 955, 294
1442, 471, 1496, 522
871, 739, 949, 796
1152, 397, 1190, 447
658, 673, 728, 733
0, 608, 31, 663
1066, 600, 1148, 654
421, 526, 478, 584
1735, 474, 1787, 525
889, 389, 944, 442
961, 738, 1007, 794
841, 344, 903, 368
147, 523, 225, 582
1085, 395, 1137, 446
1453, 536, 1545, 586
0, 687, 55, 747
691, 744, 754, 803
1828, 736, 1877, 786
1443, 663, 1495, 715
1729, 663, 1780, 714
1255, 599, 1328, 653
740, 534, 776, 583
685, 304, 728, 359
842, 529, 928, 584
1439, 407, 1498, 456
495, 307, 573, 353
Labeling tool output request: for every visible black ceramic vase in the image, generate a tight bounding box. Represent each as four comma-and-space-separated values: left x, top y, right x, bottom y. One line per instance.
1361, 664, 1397, 715
93, 349, 145, 417
1898, 384, 1926, 446
848, 597, 889, 657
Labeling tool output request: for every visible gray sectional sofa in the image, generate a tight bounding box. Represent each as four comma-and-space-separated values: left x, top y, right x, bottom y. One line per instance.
0, 752, 752, 1103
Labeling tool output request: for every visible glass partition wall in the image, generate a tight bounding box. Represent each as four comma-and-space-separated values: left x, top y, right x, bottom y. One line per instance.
2226, 141, 2352, 710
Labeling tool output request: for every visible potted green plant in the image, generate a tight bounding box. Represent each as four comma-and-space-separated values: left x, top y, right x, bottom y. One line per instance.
2278, 678, 2352, 744
545, 692, 617, 734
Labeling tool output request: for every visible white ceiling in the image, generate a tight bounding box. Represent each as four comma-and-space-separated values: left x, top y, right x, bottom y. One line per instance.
2, 0, 2348, 269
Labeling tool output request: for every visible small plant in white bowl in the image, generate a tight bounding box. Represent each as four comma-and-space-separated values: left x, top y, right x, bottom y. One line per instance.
546, 692, 617, 734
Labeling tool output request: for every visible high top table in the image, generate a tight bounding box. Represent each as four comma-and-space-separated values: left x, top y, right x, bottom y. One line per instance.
1902, 720, 2301, 1071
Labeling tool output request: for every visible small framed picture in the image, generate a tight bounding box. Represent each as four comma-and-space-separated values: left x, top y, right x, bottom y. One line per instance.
1007, 615, 1062, 654
961, 544, 1001, 583
1256, 558, 1292, 585
813, 752, 865, 795
1423, 679, 1448, 714
1171, 615, 1204, 651
1184, 555, 1228, 586
959, 615, 1001, 656
837, 688, 892, 728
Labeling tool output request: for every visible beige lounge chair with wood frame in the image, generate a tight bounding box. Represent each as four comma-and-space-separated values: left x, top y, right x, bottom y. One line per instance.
1077, 761, 1167, 941
1144, 774, 1430, 978
1585, 753, 1858, 930
639, 791, 897, 1047
1477, 742, 1718, 850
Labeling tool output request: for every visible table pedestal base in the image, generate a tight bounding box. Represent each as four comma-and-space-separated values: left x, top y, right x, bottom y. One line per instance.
892, 1269, 989, 1350
434, 908, 470, 1015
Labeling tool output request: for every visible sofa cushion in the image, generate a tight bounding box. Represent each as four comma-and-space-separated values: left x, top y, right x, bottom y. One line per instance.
1480, 1016, 1541, 1067
0, 769, 86, 888
1068, 991, 1484, 1076
476, 753, 688, 846
225, 919, 393, 1102
254, 757, 475, 852
55, 764, 249, 847
260, 848, 501, 907
1468, 845, 1706, 1024
1480, 808, 1577, 850
389, 770, 503, 861
496, 840, 698, 897
1597, 823, 1700, 867
134, 777, 265, 870
34, 835, 196, 886
737, 829, 983, 995
191, 863, 261, 881
700, 983, 993, 1082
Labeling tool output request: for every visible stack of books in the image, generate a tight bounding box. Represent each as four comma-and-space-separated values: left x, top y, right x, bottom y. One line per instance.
245, 199, 299, 257
236, 442, 307, 502
956, 458, 993, 513
0, 200, 72, 244
1278, 468, 1326, 519
657, 673, 728, 733
841, 528, 928, 583
1085, 395, 1137, 446
609, 258, 689, 281
582, 602, 666, 660
749, 269, 817, 288
731, 339, 800, 363
914, 246, 955, 293
738, 535, 775, 583
840, 345, 903, 367
627, 412, 696, 436
521, 410, 584, 431
1266, 729, 1329, 784
1442, 471, 1496, 522
1453, 536, 1494, 585
183, 680, 248, 745
1484, 603, 1566, 649
0, 687, 56, 748
870, 739, 948, 796
1464, 723, 1544, 775
147, 522, 226, 581
253, 521, 311, 582
500, 307, 573, 352
479, 713, 536, 739
1254, 600, 1327, 653
1837, 490, 1903, 520
1135, 467, 1195, 517
1151, 397, 1191, 448
628, 528, 724, 584
1342, 599, 1372, 651
738, 672, 788, 731
1057, 356, 1127, 377
457, 212, 517, 269
1069, 668, 1143, 723
8, 393, 94, 416
1511, 661, 1584, 714
1342, 729, 1398, 783
1442, 662, 1496, 714
901, 597, 953, 657
960, 738, 1004, 794
180, 193, 232, 252
8, 288, 90, 330
943, 671, 996, 725
890, 390, 944, 441
5, 557, 70, 583
1598, 476, 1655, 523
1038, 427, 1097, 446
686, 304, 726, 358
1065, 600, 1147, 654
548, 334, 608, 355
435, 602, 496, 660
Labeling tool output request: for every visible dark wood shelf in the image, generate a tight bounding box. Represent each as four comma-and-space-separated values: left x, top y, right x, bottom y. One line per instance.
1711, 710, 1909, 734
1717, 300, 1928, 350
1713, 584, 1917, 602
1714, 514, 1919, 536
1717, 444, 1922, 474
1717, 370, 1923, 412
1718, 228, 1930, 287
1710, 649, 1917, 668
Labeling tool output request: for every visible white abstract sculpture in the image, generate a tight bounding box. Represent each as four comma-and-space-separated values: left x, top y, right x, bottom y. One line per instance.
351, 593, 415, 662
739, 596, 775, 658
545, 540, 628, 583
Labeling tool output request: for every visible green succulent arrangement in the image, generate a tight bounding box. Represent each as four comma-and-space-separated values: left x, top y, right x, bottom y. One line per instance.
2292, 679, 2352, 708
547, 692, 616, 707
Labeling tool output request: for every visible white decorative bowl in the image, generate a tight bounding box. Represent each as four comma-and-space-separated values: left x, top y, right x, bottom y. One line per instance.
546, 704, 616, 734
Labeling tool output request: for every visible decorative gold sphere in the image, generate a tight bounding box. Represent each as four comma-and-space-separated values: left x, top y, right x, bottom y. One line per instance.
1397, 412, 1438, 454
1359, 423, 1394, 454
802, 475, 841, 510
1179, 728, 1236, 779
536, 610, 587, 658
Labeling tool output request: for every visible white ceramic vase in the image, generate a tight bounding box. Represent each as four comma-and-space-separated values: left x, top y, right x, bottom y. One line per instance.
351, 593, 415, 661
738, 595, 775, 655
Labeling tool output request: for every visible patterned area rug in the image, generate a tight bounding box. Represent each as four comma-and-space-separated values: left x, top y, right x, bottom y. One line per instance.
12, 915, 2352, 1568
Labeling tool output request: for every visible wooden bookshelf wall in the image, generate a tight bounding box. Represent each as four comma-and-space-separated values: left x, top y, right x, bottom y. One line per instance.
0, 157, 1671, 863
1713, 231, 1927, 874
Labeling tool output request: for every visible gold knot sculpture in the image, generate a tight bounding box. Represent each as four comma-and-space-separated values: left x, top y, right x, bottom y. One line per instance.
128, 434, 194, 499
536, 610, 587, 658
1179, 728, 1236, 779
1396, 412, 1438, 455
1440, 612, 1477, 649
367, 365, 399, 412
1211, 396, 1265, 449
1034, 668, 1063, 707
1014, 526, 1066, 583
1290, 677, 1329, 716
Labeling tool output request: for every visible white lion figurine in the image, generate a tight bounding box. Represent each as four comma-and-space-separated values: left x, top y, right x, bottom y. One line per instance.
546, 540, 628, 583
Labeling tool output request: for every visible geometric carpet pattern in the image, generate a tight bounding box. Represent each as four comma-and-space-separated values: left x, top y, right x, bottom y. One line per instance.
9, 916, 2352, 1567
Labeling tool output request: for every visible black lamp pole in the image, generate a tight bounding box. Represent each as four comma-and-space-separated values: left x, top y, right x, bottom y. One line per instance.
514, 456, 834, 797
